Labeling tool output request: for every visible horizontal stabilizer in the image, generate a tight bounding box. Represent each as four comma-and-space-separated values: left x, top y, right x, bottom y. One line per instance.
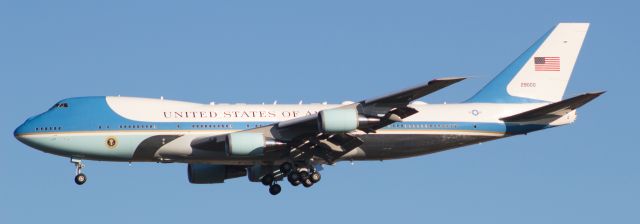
500, 91, 604, 122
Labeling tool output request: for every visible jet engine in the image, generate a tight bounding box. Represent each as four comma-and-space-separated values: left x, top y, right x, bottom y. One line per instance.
187, 164, 247, 184
317, 108, 380, 133
225, 133, 286, 156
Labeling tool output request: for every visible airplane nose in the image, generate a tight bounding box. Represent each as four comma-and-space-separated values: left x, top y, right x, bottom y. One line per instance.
14, 123, 28, 143
14, 121, 45, 152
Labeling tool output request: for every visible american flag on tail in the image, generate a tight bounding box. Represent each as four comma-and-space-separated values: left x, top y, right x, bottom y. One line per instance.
534, 57, 560, 71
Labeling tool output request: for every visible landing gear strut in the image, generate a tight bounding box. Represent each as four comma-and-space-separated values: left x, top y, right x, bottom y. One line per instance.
71, 158, 86, 185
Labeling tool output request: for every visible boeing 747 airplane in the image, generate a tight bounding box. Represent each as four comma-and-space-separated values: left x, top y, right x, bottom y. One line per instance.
14, 23, 602, 195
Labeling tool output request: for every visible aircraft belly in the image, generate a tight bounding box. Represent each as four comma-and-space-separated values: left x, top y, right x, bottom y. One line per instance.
151, 133, 502, 165
346, 134, 500, 161
123, 132, 504, 165
151, 134, 266, 165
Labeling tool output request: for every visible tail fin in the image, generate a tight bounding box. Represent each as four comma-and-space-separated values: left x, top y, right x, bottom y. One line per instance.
466, 23, 589, 103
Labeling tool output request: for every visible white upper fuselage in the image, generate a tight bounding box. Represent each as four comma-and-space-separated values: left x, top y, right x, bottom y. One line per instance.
108, 97, 535, 123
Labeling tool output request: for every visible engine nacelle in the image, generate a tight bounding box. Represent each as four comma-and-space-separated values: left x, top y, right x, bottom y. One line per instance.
187, 164, 247, 184
318, 108, 359, 133
318, 108, 380, 133
225, 132, 285, 156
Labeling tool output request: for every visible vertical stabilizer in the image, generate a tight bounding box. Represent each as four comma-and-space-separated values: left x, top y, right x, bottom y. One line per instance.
466, 23, 589, 103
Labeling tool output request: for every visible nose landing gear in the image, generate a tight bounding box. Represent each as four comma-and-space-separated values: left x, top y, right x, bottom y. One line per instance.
74, 173, 87, 185
71, 158, 86, 185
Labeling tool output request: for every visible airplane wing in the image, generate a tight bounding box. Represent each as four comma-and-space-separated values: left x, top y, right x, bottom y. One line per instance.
500, 91, 604, 122
191, 77, 466, 163
360, 77, 467, 116
358, 77, 467, 131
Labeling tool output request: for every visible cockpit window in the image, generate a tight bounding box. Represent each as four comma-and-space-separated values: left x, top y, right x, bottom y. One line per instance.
51, 102, 69, 109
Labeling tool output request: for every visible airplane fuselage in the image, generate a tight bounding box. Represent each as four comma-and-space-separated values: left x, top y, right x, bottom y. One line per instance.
14, 96, 575, 165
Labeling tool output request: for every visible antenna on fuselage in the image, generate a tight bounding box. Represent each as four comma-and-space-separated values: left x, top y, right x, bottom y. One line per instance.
273, 100, 278, 105
341, 101, 354, 105
160, 96, 164, 100
298, 100, 303, 105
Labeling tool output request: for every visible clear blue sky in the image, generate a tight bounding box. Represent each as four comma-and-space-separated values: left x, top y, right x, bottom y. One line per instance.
1, 0, 637, 223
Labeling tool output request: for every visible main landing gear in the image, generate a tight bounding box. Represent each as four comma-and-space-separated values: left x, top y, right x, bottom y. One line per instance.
285, 162, 321, 188
291, 169, 321, 188
260, 174, 282, 196
260, 162, 322, 195
71, 158, 86, 185
269, 183, 281, 196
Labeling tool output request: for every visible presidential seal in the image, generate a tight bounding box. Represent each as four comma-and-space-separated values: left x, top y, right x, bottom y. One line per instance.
105, 136, 118, 149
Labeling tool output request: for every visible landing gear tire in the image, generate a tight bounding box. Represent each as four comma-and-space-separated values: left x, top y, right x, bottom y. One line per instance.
292, 180, 301, 186
310, 172, 321, 183
74, 173, 87, 185
71, 158, 86, 185
287, 172, 300, 185
279, 162, 293, 174
269, 184, 281, 195
302, 178, 314, 188
299, 171, 309, 181
261, 174, 274, 186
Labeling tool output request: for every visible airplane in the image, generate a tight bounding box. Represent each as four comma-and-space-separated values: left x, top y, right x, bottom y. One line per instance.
14, 23, 602, 195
